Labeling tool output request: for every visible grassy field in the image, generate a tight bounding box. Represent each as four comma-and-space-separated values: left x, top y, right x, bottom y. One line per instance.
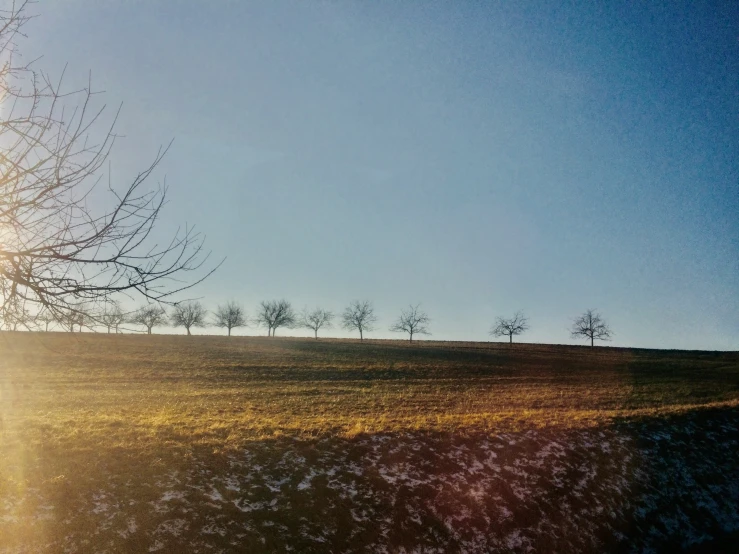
1, 333, 738, 552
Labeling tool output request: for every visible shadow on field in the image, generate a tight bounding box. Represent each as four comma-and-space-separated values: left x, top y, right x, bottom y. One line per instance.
4, 405, 738, 553
606, 406, 739, 553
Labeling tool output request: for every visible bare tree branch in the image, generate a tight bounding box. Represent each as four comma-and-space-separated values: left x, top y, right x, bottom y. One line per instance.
0, 4, 219, 332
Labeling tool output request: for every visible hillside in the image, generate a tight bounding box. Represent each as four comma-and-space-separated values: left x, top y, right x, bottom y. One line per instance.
1, 333, 738, 552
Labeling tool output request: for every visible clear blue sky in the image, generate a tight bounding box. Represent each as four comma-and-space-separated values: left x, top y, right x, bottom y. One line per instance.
24, 1, 738, 348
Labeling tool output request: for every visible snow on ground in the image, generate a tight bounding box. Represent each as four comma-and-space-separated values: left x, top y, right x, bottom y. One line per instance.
1, 408, 738, 553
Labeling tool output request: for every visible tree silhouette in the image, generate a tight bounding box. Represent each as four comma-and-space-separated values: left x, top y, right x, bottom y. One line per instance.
37, 310, 56, 332
130, 305, 167, 335
255, 300, 296, 337
490, 311, 529, 344
212, 301, 247, 336
100, 302, 126, 334
299, 307, 334, 339
571, 309, 612, 347
0, 295, 31, 331
342, 300, 377, 341
170, 301, 208, 336
390, 304, 430, 342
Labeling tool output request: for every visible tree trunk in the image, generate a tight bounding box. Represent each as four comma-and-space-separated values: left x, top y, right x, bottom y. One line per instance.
409, 331, 413, 343
147, 326, 152, 335
315, 330, 318, 339
509, 334, 512, 344
228, 327, 231, 337
360, 328, 363, 341
186, 327, 191, 336
591, 335, 594, 347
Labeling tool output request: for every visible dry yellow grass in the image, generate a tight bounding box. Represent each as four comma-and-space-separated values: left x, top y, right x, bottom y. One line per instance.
2, 333, 738, 449
1, 333, 738, 552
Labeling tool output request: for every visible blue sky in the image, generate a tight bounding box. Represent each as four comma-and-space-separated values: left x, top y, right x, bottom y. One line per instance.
24, 1, 738, 348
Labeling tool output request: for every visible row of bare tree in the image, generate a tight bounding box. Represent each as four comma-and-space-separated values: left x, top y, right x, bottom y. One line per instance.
0, 296, 613, 346
129, 300, 382, 339
125, 302, 612, 346
0, 292, 613, 346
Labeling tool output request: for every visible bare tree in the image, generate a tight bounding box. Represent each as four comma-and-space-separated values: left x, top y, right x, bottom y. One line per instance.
390, 304, 430, 342
61, 309, 81, 333
299, 307, 333, 339
112, 307, 126, 334
342, 300, 377, 341
212, 301, 247, 336
130, 305, 167, 335
0, 295, 31, 331
37, 309, 56, 332
571, 309, 613, 347
63, 312, 74, 333
255, 300, 296, 337
0, 3, 218, 331
170, 301, 207, 336
490, 311, 529, 344
100, 301, 126, 334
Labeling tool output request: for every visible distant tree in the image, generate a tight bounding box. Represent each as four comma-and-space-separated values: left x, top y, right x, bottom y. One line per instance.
212, 301, 247, 336
37, 310, 56, 332
76, 311, 86, 332
299, 307, 334, 339
390, 304, 431, 342
571, 309, 613, 347
131, 305, 167, 335
62, 309, 80, 333
255, 300, 296, 337
100, 302, 126, 334
170, 301, 208, 336
59, 303, 89, 332
342, 300, 377, 341
0, 295, 31, 331
112, 307, 126, 334
490, 311, 529, 344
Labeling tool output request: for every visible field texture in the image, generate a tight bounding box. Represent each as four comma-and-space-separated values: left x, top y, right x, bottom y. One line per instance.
1, 333, 738, 552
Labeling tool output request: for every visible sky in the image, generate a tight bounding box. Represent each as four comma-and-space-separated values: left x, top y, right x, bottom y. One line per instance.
20, 0, 739, 348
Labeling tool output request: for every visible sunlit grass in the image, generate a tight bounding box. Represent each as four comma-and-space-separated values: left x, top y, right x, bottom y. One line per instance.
2, 333, 738, 449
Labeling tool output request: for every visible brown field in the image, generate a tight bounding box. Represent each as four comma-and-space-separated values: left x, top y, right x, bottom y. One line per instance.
1, 333, 738, 552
